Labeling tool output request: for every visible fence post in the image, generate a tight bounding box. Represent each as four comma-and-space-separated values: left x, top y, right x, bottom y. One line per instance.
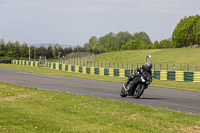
154, 64, 155, 70
180, 64, 181, 71
160, 64, 162, 70
187, 64, 189, 71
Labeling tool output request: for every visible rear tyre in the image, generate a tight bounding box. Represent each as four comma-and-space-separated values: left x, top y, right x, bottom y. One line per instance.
133, 84, 144, 99
120, 87, 127, 97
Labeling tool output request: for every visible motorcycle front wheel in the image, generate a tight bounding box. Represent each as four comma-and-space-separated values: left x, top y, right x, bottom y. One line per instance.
133, 84, 144, 99
120, 86, 127, 97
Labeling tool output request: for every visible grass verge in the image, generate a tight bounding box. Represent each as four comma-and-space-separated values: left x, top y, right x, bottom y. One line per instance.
0, 82, 200, 133
0, 64, 200, 92
95, 48, 200, 64
94, 49, 200, 71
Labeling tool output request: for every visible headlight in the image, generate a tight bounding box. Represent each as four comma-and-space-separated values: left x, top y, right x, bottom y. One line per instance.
141, 76, 145, 82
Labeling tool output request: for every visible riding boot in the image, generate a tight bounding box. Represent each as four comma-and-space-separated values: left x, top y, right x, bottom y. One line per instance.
124, 76, 132, 89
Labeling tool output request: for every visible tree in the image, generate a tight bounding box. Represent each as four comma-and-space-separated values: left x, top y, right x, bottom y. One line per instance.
36, 46, 48, 58
172, 15, 200, 47
13, 41, 20, 58
89, 36, 99, 50
47, 45, 54, 59
20, 42, 29, 58
6, 41, 15, 58
152, 41, 160, 49
195, 21, 200, 44
63, 47, 73, 56
133, 32, 152, 44
74, 45, 84, 52
30, 46, 35, 59
0, 39, 6, 56
116, 31, 134, 50
121, 39, 146, 50
159, 39, 171, 48
52, 44, 63, 59
83, 31, 139, 53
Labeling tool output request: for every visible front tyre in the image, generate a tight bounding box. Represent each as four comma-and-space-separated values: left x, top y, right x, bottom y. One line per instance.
133, 84, 144, 99
120, 86, 127, 97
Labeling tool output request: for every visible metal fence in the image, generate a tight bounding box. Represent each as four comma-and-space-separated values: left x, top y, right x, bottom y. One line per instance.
57, 60, 200, 72
63, 52, 95, 61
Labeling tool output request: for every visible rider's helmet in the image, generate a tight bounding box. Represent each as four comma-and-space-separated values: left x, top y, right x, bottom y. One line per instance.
145, 62, 152, 71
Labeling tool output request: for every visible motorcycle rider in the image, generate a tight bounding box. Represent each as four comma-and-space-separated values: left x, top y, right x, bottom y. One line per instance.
123, 62, 153, 90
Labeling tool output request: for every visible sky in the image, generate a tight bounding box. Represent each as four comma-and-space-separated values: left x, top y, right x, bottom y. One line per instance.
0, 0, 200, 46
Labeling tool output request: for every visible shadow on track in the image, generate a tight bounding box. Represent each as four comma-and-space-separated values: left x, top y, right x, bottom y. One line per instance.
126, 97, 166, 100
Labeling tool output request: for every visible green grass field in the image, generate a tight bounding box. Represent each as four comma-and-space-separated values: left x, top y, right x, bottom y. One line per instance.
0, 82, 200, 133
1, 48, 200, 132
94, 48, 200, 71
95, 48, 200, 64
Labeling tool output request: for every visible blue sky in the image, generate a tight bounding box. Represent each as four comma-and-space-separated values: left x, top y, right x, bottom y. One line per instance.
0, 0, 199, 46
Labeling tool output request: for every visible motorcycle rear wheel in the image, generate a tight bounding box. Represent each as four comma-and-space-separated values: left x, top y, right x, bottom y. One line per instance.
133, 84, 144, 99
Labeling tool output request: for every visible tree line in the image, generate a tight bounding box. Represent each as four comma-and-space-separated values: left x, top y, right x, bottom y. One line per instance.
0, 40, 73, 60
84, 14, 200, 52
83, 31, 171, 53
0, 15, 199, 60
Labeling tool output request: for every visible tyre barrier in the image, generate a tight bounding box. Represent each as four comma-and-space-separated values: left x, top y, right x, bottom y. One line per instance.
12, 60, 39, 67
12, 60, 200, 83
45, 62, 200, 82
154, 70, 200, 82
46, 62, 131, 77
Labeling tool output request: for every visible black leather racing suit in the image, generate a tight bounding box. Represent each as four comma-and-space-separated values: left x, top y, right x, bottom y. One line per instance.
124, 65, 152, 88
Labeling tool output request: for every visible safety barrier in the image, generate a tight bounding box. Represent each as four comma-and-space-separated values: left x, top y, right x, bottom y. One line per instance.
46, 62, 131, 77
12, 60, 200, 83
153, 70, 200, 83
46, 62, 200, 82
12, 60, 40, 67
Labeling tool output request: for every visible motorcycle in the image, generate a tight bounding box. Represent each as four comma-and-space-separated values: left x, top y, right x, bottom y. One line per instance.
120, 71, 152, 99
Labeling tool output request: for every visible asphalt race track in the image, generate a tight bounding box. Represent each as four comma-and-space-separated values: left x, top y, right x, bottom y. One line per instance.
0, 68, 200, 115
